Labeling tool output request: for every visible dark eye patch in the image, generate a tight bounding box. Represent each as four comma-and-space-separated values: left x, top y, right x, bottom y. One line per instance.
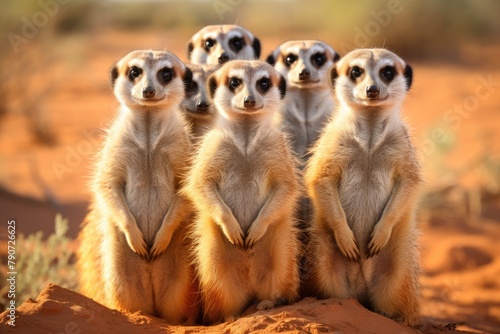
284, 54, 297, 67
158, 67, 174, 84
128, 66, 142, 81
381, 66, 396, 82
349, 66, 363, 81
187, 81, 198, 95
257, 77, 271, 93
228, 77, 242, 92
229, 37, 245, 52
311, 52, 326, 68
204, 38, 216, 52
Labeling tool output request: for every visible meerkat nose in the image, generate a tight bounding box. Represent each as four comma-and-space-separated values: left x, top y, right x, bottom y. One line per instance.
366, 85, 380, 99
197, 100, 210, 112
299, 68, 311, 80
218, 52, 230, 64
244, 95, 256, 108
143, 86, 156, 99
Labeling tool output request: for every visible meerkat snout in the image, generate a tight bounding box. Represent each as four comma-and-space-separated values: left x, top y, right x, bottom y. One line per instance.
142, 85, 155, 99
366, 84, 379, 99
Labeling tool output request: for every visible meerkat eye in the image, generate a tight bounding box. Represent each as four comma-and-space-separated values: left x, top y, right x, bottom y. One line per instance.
381, 66, 396, 81
311, 53, 326, 67
158, 67, 173, 83
229, 77, 241, 90
204, 38, 216, 51
257, 77, 271, 93
128, 66, 142, 80
229, 37, 245, 52
350, 66, 363, 80
285, 54, 297, 67
189, 81, 198, 93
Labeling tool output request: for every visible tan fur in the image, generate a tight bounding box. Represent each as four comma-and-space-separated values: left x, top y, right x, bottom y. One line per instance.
304, 48, 421, 327
77, 50, 198, 324
181, 64, 218, 143
267, 40, 340, 163
182, 60, 301, 324
187, 25, 261, 65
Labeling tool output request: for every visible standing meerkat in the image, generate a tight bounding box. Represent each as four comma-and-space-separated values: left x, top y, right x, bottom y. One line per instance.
180, 63, 218, 143
183, 60, 301, 324
266, 40, 340, 163
187, 25, 261, 65
304, 48, 421, 326
77, 50, 198, 324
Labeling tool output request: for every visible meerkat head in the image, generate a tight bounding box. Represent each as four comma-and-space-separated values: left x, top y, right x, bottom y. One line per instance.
180, 64, 219, 119
266, 40, 340, 89
207, 60, 286, 119
111, 50, 193, 111
187, 25, 261, 65
330, 48, 412, 109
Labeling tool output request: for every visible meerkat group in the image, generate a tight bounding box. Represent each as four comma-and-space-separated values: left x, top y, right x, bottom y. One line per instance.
77, 24, 422, 328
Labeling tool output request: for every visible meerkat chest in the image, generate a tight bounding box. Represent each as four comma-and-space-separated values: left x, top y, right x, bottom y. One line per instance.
218, 143, 272, 233
338, 138, 397, 234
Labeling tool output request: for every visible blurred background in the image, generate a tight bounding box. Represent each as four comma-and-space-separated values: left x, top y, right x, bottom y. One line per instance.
0, 0, 499, 332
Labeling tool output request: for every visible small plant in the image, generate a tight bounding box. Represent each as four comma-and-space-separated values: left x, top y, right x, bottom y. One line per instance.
0, 214, 77, 311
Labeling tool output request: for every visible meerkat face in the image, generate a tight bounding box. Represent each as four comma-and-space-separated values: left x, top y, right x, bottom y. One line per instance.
207, 60, 286, 118
266, 40, 340, 89
111, 50, 192, 110
331, 48, 412, 109
187, 25, 261, 65
180, 64, 218, 118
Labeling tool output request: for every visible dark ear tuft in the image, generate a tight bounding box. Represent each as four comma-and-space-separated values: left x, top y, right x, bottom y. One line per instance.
111, 65, 119, 87
330, 67, 339, 88
278, 75, 286, 99
252, 37, 261, 58
333, 53, 341, 62
183, 67, 193, 94
208, 74, 218, 99
266, 53, 275, 66
187, 42, 194, 60
404, 64, 413, 91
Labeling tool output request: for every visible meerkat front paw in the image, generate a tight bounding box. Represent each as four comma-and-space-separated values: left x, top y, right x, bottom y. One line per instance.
245, 220, 268, 249
367, 223, 392, 258
216, 211, 244, 247
150, 223, 175, 258
256, 299, 275, 310
123, 222, 148, 258
334, 225, 360, 262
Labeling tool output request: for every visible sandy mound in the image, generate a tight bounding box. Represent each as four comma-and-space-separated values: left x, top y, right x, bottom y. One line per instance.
0, 284, 472, 334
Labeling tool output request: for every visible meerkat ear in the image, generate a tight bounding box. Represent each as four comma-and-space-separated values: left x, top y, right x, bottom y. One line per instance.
330, 66, 339, 88
207, 74, 218, 99
111, 65, 119, 87
266, 53, 276, 66
404, 64, 413, 91
187, 42, 194, 61
252, 37, 261, 58
278, 74, 286, 99
182, 67, 193, 94
333, 52, 341, 62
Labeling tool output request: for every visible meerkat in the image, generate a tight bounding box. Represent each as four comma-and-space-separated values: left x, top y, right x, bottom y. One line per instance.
182, 60, 301, 324
187, 25, 261, 65
266, 40, 340, 163
77, 50, 198, 324
303, 48, 421, 327
180, 63, 218, 143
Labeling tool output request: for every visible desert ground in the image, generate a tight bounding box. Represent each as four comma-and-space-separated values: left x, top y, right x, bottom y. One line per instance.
0, 26, 499, 334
